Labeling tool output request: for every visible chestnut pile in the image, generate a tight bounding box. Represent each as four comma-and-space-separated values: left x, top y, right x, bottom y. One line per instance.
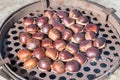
17, 9, 106, 74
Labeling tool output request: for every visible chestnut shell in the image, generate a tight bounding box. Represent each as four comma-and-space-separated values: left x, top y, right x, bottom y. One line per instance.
85, 24, 99, 33
36, 17, 48, 27
41, 38, 53, 49
32, 32, 45, 40
69, 10, 80, 19
41, 24, 53, 34
54, 40, 66, 51
76, 16, 89, 25
62, 29, 73, 41
25, 24, 38, 34
23, 17, 34, 26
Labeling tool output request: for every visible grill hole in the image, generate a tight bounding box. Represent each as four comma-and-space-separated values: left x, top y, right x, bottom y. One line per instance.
11, 66, 17, 72
94, 69, 100, 73
110, 65, 113, 67
87, 74, 96, 80
57, 7, 62, 10
24, 76, 29, 80
17, 21, 22, 24
90, 12, 93, 16
93, 17, 97, 21
106, 40, 112, 44
96, 56, 103, 61
18, 26, 24, 30
22, 44, 26, 48
37, 14, 43, 17
49, 74, 56, 79
23, 16, 28, 20
96, 23, 102, 26
81, 11, 86, 14
10, 60, 16, 65
100, 63, 107, 68
83, 67, 90, 72
7, 47, 13, 51
106, 58, 113, 62
11, 25, 16, 28
76, 72, 83, 77
18, 62, 23, 67
20, 69, 27, 74
39, 73, 46, 78
8, 53, 14, 58
11, 31, 17, 34
105, 24, 109, 28
13, 36, 18, 40
102, 34, 108, 38
67, 72, 73, 75
5, 41, 11, 45
29, 13, 34, 16
70, 78, 76, 80
99, 28, 105, 32
114, 53, 119, 57
15, 48, 20, 53
5, 34, 10, 39
111, 35, 117, 39
66, 8, 70, 11
90, 61, 97, 66
49, 7, 53, 9
109, 46, 115, 50
115, 41, 120, 45
14, 42, 20, 46
108, 30, 113, 33
30, 71, 37, 76
59, 76, 66, 80
103, 51, 110, 55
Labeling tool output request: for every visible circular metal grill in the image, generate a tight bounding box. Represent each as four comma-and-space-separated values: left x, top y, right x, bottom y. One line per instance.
1, 0, 120, 80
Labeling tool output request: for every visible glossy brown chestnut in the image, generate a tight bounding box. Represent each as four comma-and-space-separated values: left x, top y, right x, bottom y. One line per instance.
19, 32, 31, 44
41, 38, 53, 49
23, 17, 34, 26
48, 29, 61, 41
86, 47, 100, 59
76, 16, 89, 25
71, 32, 85, 44
49, 14, 61, 25
62, 29, 73, 41
59, 50, 73, 62
69, 10, 80, 19
45, 48, 58, 60
18, 49, 32, 61
33, 47, 45, 59
56, 11, 68, 19
70, 24, 83, 33
26, 24, 38, 34
74, 52, 87, 64
65, 42, 79, 54
79, 40, 92, 52
85, 24, 99, 33
65, 60, 80, 72
32, 32, 45, 40
93, 37, 106, 49
26, 38, 40, 50
85, 31, 96, 41
54, 40, 66, 51
36, 17, 48, 27
53, 23, 65, 32
41, 24, 53, 34
51, 60, 65, 74
37, 57, 52, 71
44, 10, 53, 19
24, 57, 38, 69
62, 17, 74, 27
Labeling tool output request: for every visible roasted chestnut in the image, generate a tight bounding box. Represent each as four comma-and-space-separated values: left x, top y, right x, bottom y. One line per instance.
62, 17, 74, 27
37, 57, 52, 71
71, 32, 85, 44
33, 47, 45, 59
74, 52, 87, 64
85, 31, 96, 41
51, 60, 65, 74
41, 38, 53, 49
36, 17, 48, 27
24, 57, 38, 69
19, 32, 31, 44
85, 24, 99, 33
56, 11, 68, 19
41, 24, 53, 34
45, 48, 58, 60
70, 24, 83, 33
26, 38, 40, 50
54, 40, 66, 51
79, 40, 92, 52
62, 29, 73, 41
18, 49, 32, 61
53, 23, 65, 32
44, 10, 53, 19
69, 10, 80, 19
23, 17, 34, 26
26, 24, 38, 34
48, 29, 61, 41
32, 32, 45, 40
93, 37, 106, 49
86, 47, 100, 59
49, 14, 61, 25
76, 16, 89, 25
59, 50, 73, 62
65, 42, 79, 54
65, 60, 80, 72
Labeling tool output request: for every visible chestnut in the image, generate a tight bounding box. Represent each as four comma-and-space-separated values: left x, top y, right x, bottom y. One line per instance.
65, 60, 80, 72
37, 57, 52, 71
26, 24, 38, 34
76, 16, 89, 25
49, 14, 61, 25
36, 17, 48, 27
58, 50, 73, 62
24, 57, 38, 69
85, 31, 96, 41
71, 32, 85, 44
53, 23, 65, 32
18, 49, 32, 61
51, 60, 65, 74
45, 48, 58, 60
19, 32, 31, 44
56, 11, 68, 19
41, 24, 53, 34
79, 40, 92, 52
44, 10, 53, 19
41, 38, 53, 49
62, 29, 73, 41
32, 32, 45, 40
33, 47, 45, 59
54, 40, 66, 51
85, 24, 99, 33
65, 42, 79, 54
74, 52, 87, 64
70, 24, 83, 33
26, 38, 40, 50
23, 17, 34, 26
62, 17, 74, 27
48, 29, 61, 41
86, 47, 100, 59
69, 10, 80, 19
93, 37, 106, 49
